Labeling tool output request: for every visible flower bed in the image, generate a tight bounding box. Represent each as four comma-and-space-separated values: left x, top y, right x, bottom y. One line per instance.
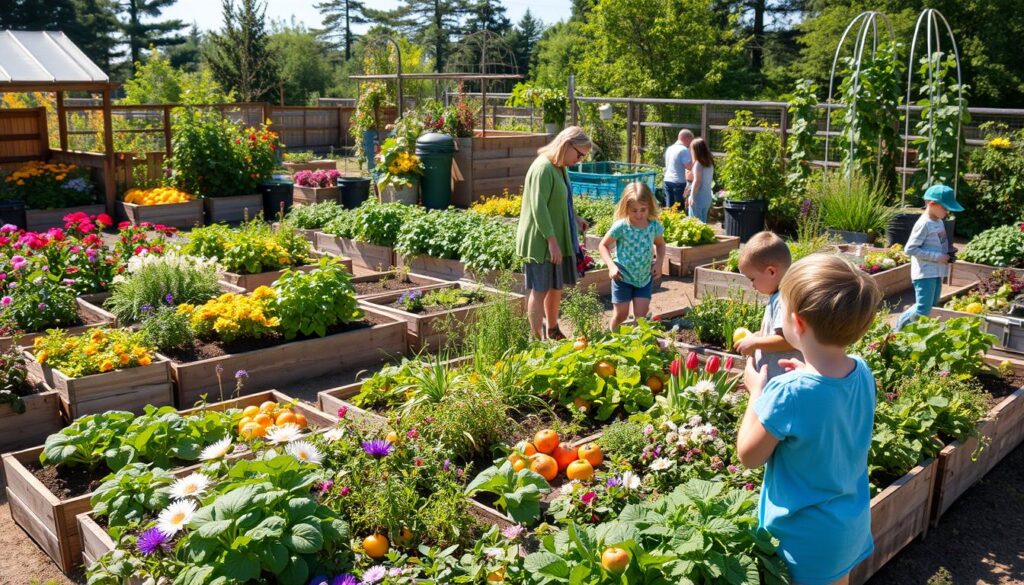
948, 260, 1024, 287
349, 269, 450, 300
0, 294, 115, 351
293, 169, 342, 206
851, 245, 912, 297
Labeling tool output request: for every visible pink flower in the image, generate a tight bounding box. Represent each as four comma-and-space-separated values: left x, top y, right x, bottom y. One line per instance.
743, 482, 755, 491
340, 486, 351, 496
581, 491, 597, 506
337, 406, 348, 419
1, 296, 11, 306
685, 351, 699, 370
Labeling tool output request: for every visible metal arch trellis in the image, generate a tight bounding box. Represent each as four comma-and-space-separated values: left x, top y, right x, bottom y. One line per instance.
824, 10, 896, 193
899, 8, 965, 207
358, 35, 404, 112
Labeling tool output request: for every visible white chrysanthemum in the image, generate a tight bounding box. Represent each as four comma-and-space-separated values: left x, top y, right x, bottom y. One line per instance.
881, 257, 896, 268
690, 380, 716, 396
169, 473, 211, 501
156, 499, 196, 537
199, 437, 233, 460
620, 471, 642, 491
265, 423, 303, 445
323, 427, 346, 442
649, 457, 674, 471
286, 440, 322, 465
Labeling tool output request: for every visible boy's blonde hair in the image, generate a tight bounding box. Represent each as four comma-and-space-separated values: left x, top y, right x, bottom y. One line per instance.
537, 126, 593, 168
780, 254, 882, 347
614, 182, 660, 221
739, 231, 791, 272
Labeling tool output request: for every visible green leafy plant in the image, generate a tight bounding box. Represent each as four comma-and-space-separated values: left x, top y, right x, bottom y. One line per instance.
459, 217, 521, 273
687, 294, 765, 348
507, 83, 568, 126
0, 342, 31, 413
375, 136, 424, 190
395, 209, 482, 260
283, 201, 347, 230
271, 257, 361, 339
283, 151, 317, 163
560, 285, 605, 341
718, 110, 786, 203
910, 51, 970, 196
138, 306, 196, 352
351, 200, 423, 248
959, 124, 1024, 236
786, 79, 820, 192
465, 460, 551, 524
41, 410, 137, 469
90, 463, 175, 539
662, 208, 717, 246
0, 270, 79, 332
182, 221, 312, 274
104, 252, 221, 323
960, 223, 1024, 268
811, 170, 895, 236
419, 287, 488, 311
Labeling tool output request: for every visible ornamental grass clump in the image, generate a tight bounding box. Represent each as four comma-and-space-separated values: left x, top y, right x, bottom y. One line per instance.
33, 327, 156, 377
810, 170, 895, 237
104, 252, 222, 323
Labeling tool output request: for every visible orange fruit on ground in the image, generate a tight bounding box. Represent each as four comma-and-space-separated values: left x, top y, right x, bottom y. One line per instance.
578, 443, 604, 467
241, 405, 260, 418
646, 376, 663, 393
240, 422, 264, 439
363, 534, 389, 559
275, 411, 298, 426
601, 547, 630, 574
572, 397, 591, 412
566, 459, 594, 481
529, 453, 558, 481
487, 568, 505, 582
552, 442, 579, 471
253, 413, 272, 427
511, 458, 527, 472
594, 361, 616, 378
294, 413, 307, 428
385, 431, 400, 443
397, 526, 414, 547
259, 400, 278, 414
533, 429, 560, 454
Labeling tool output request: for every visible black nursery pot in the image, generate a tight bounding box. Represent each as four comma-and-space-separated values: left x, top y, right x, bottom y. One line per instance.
0, 199, 27, 230
339, 177, 371, 210
723, 199, 767, 243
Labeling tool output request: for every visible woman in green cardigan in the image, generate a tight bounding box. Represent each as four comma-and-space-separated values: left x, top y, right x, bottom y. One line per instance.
516, 126, 593, 340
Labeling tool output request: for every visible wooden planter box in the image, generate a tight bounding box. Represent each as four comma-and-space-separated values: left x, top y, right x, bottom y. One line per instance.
693, 262, 765, 301
459, 131, 551, 206
115, 200, 204, 230
271, 222, 318, 243
169, 309, 407, 407
282, 160, 337, 173
948, 261, 1024, 288
398, 254, 467, 281
351, 270, 451, 300
25, 204, 106, 232
866, 263, 912, 297
0, 295, 115, 352
292, 185, 341, 206
586, 234, 670, 276
23, 351, 173, 420
0, 382, 64, 454
930, 306, 1024, 354
358, 283, 524, 351
316, 232, 396, 271
849, 460, 937, 585
202, 194, 262, 224
473, 267, 611, 296
78, 512, 116, 570
5, 389, 334, 573
665, 236, 740, 276
218, 261, 353, 292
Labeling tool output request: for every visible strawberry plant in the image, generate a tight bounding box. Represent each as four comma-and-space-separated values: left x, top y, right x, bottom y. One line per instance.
90, 463, 176, 539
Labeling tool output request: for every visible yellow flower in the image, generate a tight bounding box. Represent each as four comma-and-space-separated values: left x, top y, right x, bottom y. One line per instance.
987, 136, 1012, 150
138, 355, 152, 366
37, 350, 48, 364
100, 360, 115, 372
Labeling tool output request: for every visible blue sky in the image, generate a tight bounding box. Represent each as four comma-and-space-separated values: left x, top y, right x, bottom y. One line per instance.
163, 0, 572, 34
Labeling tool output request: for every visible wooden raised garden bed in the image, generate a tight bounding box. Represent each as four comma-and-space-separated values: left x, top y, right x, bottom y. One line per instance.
115, 200, 204, 230
202, 194, 262, 224
169, 308, 407, 408
282, 160, 337, 174
0, 379, 64, 454
867, 262, 912, 297
316, 232, 396, 271
22, 351, 173, 420
218, 258, 353, 292
25, 204, 106, 232
0, 295, 115, 352
350, 270, 450, 300
292, 185, 340, 206
4, 389, 334, 573
358, 283, 524, 351
453, 131, 551, 207
271, 222, 318, 243
665, 236, 741, 277
474, 266, 612, 296
948, 261, 1024, 288
693, 262, 765, 302
397, 254, 467, 281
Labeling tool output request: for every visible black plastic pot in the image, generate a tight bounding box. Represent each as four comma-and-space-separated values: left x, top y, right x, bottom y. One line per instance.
723, 199, 767, 243
258, 178, 294, 220
887, 213, 956, 252
339, 177, 371, 210
0, 199, 26, 230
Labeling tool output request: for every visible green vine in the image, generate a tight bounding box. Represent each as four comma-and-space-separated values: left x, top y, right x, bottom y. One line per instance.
786, 79, 820, 193
911, 51, 970, 197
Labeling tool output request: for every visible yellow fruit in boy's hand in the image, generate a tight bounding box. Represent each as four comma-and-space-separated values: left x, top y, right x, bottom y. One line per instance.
732, 327, 752, 347
964, 302, 984, 314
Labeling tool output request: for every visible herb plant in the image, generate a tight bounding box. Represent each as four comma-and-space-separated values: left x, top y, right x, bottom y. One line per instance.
465, 460, 551, 524
104, 252, 221, 323
687, 294, 764, 348
284, 201, 347, 230
271, 258, 361, 339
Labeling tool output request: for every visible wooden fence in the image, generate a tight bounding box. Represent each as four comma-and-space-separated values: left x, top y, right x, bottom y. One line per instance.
0, 107, 48, 167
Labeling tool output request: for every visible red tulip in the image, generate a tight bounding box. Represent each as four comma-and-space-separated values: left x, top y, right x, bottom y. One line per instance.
669, 357, 682, 377
685, 351, 699, 370
725, 356, 735, 371
705, 355, 721, 374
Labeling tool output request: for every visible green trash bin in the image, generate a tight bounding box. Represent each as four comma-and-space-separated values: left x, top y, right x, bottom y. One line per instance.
415, 132, 456, 210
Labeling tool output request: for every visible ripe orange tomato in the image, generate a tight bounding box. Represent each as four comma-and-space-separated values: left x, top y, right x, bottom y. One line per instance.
594, 361, 616, 378
240, 422, 265, 439
275, 411, 298, 426
601, 547, 630, 574
578, 443, 604, 467
646, 376, 663, 393
259, 400, 278, 414
552, 442, 579, 471
529, 453, 558, 481
573, 337, 588, 351
511, 458, 527, 472
397, 526, 414, 547
294, 413, 307, 428
533, 429, 559, 454
253, 413, 273, 427
515, 441, 537, 457
241, 405, 260, 418
363, 534, 389, 559
566, 459, 594, 481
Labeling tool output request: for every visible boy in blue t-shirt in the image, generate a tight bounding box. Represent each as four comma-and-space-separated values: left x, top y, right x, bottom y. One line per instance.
738, 254, 883, 585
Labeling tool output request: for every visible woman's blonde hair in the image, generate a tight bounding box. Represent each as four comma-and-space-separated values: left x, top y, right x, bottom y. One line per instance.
614, 182, 660, 221
538, 126, 593, 168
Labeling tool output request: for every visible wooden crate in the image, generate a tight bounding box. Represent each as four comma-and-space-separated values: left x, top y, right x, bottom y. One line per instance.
351, 270, 451, 300
948, 261, 1024, 288
170, 310, 407, 407
666, 235, 741, 277
115, 200, 204, 230
869, 263, 913, 297
316, 232, 396, 271
218, 261, 351, 292
23, 351, 173, 420
25, 204, 106, 232
0, 295, 115, 352
398, 254, 467, 281
282, 160, 337, 174
693, 262, 765, 301
849, 460, 937, 585
292, 185, 340, 206
358, 283, 525, 351
202, 194, 262, 224
0, 382, 64, 455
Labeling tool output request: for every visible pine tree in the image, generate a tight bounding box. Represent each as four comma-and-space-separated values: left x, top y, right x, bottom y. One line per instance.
315, 0, 368, 61
366, 0, 469, 72
117, 0, 187, 67
510, 9, 542, 77
463, 0, 510, 35
204, 0, 278, 102
167, 25, 202, 72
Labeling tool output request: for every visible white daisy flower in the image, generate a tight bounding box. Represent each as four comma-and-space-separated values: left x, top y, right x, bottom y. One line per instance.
199, 437, 233, 461
690, 380, 716, 396
169, 473, 211, 501
620, 471, 642, 491
323, 427, 346, 442
484, 547, 503, 560
156, 499, 197, 537
649, 457, 674, 471
265, 423, 303, 445
286, 440, 322, 465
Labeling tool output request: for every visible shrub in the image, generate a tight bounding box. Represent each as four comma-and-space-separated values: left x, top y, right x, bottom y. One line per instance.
271, 257, 361, 339
718, 110, 786, 203
959, 124, 1024, 236
959, 223, 1024, 268
104, 253, 221, 323
182, 220, 312, 274
662, 208, 717, 246
284, 200, 347, 230
138, 306, 195, 352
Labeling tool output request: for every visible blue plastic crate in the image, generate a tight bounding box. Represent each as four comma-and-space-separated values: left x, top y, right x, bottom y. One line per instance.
568, 162, 659, 202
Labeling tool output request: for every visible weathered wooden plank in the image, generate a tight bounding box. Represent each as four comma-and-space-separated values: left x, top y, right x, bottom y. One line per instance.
0, 389, 66, 454
115, 200, 204, 230
869, 263, 913, 297
203, 194, 262, 224
292, 186, 340, 206
397, 255, 467, 281
665, 235, 741, 277
692, 262, 766, 302
315, 233, 395, 271
947, 261, 1024, 288
25, 205, 106, 232
219, 263, 326, 292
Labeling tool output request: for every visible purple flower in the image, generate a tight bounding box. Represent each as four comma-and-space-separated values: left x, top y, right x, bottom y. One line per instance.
727, 465, 739, 474
340, 486, 351, 496
501, 524, 525, 540
140, 304, 154, 313
0, 273, 6, 280
37, 302, 47, 312
332, 574, 358, 585
361, 566, 387, 584
235, 369, 248, 380
136, 527, 168, 556
443, 459, 451, 472
0, 224, 17, 233
165, 293, 174, 304
11, 255, 26, 270
605, 476, 623, 488
317, 480, 334, 494
361, 439, 393, 459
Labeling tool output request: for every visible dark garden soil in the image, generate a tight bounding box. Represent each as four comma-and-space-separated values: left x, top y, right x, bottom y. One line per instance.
162, 313, 389, 362
27, 461, 110, 500
352, 277, 422, 296
980, 368, 1024, 402
383, 295, 491, 316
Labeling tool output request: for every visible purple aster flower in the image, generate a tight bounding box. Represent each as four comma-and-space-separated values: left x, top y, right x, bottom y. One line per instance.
332, 575, 358, 585
361, 566, 387, 584
501, 524, 525, 540
165, 293, 174, 304
140, 304, 154, 313
37, 302, 47, 312
317, 480, 334, 494
443, 459, 451, 472
235, 369, 248, 380
309, 576, 330, 585
361, 439, 393, 459
605, 476, 623, 488
136, 527, 168, 556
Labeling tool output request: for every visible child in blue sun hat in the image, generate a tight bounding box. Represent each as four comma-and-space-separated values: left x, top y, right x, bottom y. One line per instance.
896, 184, 963, 330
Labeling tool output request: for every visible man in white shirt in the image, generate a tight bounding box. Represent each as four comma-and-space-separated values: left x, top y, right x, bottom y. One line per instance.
663, 129, 693, 210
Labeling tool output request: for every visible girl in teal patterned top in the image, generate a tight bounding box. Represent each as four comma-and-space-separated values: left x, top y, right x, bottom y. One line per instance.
597, 183, 667, 330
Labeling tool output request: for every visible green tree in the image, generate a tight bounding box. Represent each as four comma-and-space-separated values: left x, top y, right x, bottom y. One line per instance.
531, 21, 583, 89
121, 47, 231, 104
462, 0, 510, 34
366, 0, 468, 72
508, 9, 543, 77
315, 0, 369, 61
267, 25, 334, 105
204, 0, 278, 102
117, 0, 187, 67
